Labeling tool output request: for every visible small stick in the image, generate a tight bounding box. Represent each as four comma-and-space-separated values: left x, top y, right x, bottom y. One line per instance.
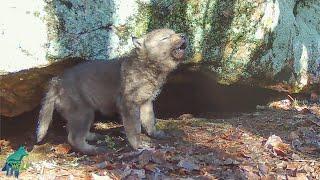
287, 94, 295, 102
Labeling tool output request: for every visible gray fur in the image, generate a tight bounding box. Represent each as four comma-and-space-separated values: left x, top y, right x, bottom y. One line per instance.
37, 77, 59, 142
36, 29, 187, 154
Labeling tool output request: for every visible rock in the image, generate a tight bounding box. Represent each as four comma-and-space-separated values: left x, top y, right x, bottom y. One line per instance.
0, 0, 48, 73
1, 0, 319, 117
0, 58, 84, 117
2, 0, 320, 85
177, 158, 200, 171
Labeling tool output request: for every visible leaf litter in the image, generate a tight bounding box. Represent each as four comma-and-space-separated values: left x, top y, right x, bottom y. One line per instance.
0, 98, 320, 179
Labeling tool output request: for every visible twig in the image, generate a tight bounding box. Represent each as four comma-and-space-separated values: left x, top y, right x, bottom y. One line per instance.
287, 94, 295, 102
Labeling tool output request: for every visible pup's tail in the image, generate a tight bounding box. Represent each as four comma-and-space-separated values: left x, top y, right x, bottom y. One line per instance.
36, 77, 59, 143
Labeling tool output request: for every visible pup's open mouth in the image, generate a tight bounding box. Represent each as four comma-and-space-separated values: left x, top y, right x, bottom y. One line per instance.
172, 40, 187, 60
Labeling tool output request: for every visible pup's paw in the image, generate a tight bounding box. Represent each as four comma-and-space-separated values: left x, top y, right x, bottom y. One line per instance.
127, 134, 141, 150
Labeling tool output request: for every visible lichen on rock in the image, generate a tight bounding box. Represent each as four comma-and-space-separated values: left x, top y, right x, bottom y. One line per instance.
248, 0, 320, 91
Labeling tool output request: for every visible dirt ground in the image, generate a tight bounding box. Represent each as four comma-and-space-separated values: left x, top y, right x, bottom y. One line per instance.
0, 99, 320, 179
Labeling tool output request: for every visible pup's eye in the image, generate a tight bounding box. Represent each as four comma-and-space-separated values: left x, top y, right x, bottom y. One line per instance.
160, 36, 170, 41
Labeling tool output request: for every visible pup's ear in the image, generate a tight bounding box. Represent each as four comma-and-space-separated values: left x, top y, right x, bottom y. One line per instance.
132, 37, 143, 49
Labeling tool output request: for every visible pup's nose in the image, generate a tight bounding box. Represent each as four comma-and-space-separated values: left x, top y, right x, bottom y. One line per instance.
180, 34, 186, 39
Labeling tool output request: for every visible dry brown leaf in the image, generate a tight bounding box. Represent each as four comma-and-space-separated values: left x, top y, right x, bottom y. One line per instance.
151, 150, 167, 164
261, 174, 276, 180
54, 144, 72, 154
269, 99, 291, 110
0, 139, 10, 147
240, 165, 260, 179
236, 150, 251, 158
287, 173, 308, 180
144, 163, 157, 172
310, 92, 319, 102
264, 135, 290, 156
296, 107, 310, 114
286, 163, 298, 177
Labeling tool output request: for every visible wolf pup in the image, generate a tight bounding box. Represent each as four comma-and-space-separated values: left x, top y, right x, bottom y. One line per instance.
36, 29, 187, 155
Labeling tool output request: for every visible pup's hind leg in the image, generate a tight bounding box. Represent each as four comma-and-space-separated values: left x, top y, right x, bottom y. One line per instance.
62, 108, 107, 155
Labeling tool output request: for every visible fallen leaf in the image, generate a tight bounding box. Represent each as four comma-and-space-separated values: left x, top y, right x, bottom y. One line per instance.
269, 99, 291, 110
261, 174, 276, 180
199, 165, 215, 175
287, 173, 308, 180
54, 144, 72, 154
291, 153, 301, 160
0, 139, 10, 147
296, 107, 310, 114
286, 163, 298, 177
144, 163, 158, 172
309, 105, 320, 117
310, 92, 319, 103
240, 165, 260, 179
236, 150, 251, 158
151, 150, 167, 164
276, 161, 287, 170
264, 135, 290, 157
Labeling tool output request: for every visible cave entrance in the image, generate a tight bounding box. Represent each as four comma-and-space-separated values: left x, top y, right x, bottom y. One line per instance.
154, 64, 286, 119
1, 64, 288, 142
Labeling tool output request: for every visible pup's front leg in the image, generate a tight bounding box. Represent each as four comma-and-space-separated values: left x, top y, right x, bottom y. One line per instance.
120, 103, 142, 149
140, 100, 166, 138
